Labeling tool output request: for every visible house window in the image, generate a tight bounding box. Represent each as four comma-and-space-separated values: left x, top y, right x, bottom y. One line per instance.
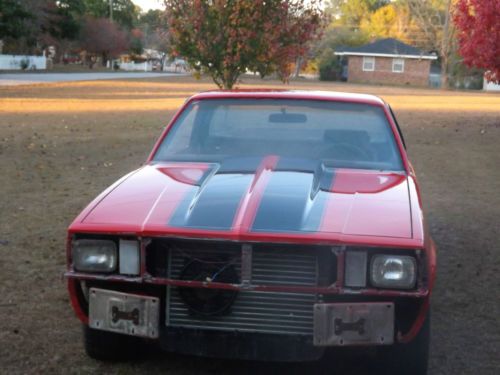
392, 58, 405, 73
362, 57, 375, 71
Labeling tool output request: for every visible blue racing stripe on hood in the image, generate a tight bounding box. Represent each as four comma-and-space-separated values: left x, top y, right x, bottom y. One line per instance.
251, 166, 335, 233
168, 170, 254, 230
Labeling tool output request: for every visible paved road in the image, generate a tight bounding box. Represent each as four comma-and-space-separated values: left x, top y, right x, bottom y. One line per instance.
0, 72, 184, 86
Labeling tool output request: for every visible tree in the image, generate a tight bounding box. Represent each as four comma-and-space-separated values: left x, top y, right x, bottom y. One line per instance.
318, 48, 342, 80
314, 23, 368, 81
129, 27, 144, 55
110, 0, 139, 29
254, 1, 326, 81
36, 0, 87, 60
84, 0, 139, 29
137, 9, 169, 51
0, 0, 40, 53
81, 16, 129, 66
454, 0, 500, 83
48, 0, 86, 40
327, 0, 389, 28
317, 0, 391, 82
359, 2, 425, 45
361, 4, 397, 38
165, 0, 325, 89
360, 3, 411, 40
0, 0, 34, 39
62, 0, 86, 34
403, 0, 456, 88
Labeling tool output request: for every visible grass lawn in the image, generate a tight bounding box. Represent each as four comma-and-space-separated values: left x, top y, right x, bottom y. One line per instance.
0, 75, 499, 374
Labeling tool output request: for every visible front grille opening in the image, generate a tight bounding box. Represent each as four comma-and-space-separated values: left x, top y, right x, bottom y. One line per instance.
147, 239, 332, 336
167, 287, 317, 335
146, 239, 337, 286
146, 238, 241, 278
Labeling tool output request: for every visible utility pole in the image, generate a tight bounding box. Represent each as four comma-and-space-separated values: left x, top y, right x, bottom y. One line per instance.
108, 0, 113, 70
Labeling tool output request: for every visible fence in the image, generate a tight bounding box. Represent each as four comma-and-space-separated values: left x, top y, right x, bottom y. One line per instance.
483, 78, 500, 92
0, 54, 47, 70
119, 59, 189, 73
163, 58, 188, 73
119, 61, 153, 71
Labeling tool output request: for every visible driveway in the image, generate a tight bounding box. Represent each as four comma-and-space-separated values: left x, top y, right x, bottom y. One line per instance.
0, 72, 183, 86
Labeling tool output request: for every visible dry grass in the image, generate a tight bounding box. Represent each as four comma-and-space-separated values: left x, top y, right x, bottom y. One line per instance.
0, 75, 499, 375
1, 76, 500, 114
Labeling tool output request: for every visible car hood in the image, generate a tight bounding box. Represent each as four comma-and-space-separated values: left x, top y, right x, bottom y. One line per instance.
81, 159, 413, 239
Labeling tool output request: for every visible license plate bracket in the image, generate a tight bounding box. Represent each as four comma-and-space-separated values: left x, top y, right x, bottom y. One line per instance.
89, 288, 159, 339
313, 302, 394, 346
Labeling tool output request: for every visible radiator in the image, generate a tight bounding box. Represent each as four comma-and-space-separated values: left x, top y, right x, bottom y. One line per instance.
165, 243, 318, 335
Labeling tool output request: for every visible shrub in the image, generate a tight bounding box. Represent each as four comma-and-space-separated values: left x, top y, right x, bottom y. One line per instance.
318, 49, 341, 81
20, 58, 29, 70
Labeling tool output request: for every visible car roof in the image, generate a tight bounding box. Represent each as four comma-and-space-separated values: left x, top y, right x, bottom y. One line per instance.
189, 90, 386, 107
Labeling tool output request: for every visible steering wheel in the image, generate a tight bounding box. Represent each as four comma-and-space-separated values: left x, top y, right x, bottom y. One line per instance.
315, 142, 371, 161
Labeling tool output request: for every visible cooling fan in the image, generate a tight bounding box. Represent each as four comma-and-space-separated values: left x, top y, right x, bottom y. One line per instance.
178, 256, 240, 316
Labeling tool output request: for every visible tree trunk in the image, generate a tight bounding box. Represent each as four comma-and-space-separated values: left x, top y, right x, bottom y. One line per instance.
294, 56, 303, 78
441, 55, 449, 89
221, 69, 239, 89
102, 52, 108, 67
440, 0, 453, 89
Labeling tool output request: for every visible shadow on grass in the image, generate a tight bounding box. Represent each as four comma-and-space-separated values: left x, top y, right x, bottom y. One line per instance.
101, 343, 382, 375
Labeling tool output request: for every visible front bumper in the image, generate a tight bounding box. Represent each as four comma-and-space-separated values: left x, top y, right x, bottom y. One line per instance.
66, 239, 432, 353
83, 287, 404, 361
87, 287, 396, 345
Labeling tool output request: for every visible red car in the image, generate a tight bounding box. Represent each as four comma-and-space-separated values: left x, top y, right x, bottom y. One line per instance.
66, 91, 436, 374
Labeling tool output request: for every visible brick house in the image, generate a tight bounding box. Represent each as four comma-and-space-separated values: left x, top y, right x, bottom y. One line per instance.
334, 38, 437, 86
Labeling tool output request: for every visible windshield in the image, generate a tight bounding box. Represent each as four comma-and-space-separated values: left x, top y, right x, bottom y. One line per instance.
153, 99, 404, 171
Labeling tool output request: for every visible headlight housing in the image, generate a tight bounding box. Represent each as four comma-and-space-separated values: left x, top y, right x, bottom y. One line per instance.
73, 239, 117, 273
370, 255, 417, 289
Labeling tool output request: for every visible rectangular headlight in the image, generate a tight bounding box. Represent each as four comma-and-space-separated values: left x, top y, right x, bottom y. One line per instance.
370, 255, 416, 289
73, 239, 117, 273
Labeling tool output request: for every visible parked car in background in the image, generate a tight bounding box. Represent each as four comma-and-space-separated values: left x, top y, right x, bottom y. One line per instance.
62, 54, 81, 64
66, 90, 436, 375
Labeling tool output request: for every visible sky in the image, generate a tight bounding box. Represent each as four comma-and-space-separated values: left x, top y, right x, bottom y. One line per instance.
132, 0, 165, 11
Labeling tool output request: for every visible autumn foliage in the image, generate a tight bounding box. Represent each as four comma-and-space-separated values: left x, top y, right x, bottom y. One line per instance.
454, 0, 500, 83
81, 17, 129, 66
165, 0, 325, 88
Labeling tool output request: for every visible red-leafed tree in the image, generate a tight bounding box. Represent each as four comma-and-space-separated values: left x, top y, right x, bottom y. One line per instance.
129, 28, 144, 55
81, 17, 129, 67
164, 0, 325, 88
454, 0, 500, 83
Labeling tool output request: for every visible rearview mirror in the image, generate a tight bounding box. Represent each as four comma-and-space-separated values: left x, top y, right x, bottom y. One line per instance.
269, 112, 307, 123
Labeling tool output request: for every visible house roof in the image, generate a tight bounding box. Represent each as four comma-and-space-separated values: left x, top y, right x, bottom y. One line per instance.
334, 38, 437, 60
